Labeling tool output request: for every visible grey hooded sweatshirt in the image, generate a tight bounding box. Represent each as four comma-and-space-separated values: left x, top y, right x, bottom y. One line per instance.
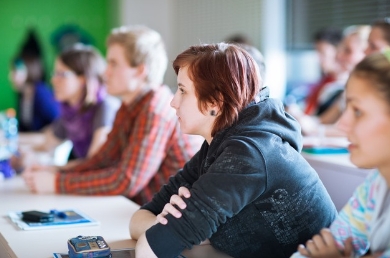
142, 87, 337, 258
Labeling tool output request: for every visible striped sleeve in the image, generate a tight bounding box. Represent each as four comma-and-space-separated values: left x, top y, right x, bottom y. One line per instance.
330, 171, 380, 256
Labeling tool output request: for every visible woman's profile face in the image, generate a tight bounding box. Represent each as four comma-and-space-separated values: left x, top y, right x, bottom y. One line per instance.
337, 75, 390, 172
170, 65, 216, 141
51, 58, 85, 105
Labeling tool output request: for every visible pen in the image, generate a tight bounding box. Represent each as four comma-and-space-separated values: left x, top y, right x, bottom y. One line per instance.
50, 209, 67, 218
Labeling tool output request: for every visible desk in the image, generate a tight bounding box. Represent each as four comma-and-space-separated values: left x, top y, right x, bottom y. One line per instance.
0, 176, 139, 258
302, 152, 374, 211
0, 177, 232, 258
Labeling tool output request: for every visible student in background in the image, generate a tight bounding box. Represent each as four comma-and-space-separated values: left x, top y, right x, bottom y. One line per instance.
32, 44, 120, 166
22, 25, 201, 205
292, 50, 390, 258
289, 25, 370, 136
304, 27, 343, 116
130, 43, 337, 258
9, 30, 60, 131
365, 17, 390, 56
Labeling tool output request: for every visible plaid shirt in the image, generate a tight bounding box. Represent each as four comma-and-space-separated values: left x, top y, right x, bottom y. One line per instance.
56, 85, 202, 205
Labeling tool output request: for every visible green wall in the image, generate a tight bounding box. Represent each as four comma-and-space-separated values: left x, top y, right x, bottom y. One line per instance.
0, 0, 117, 111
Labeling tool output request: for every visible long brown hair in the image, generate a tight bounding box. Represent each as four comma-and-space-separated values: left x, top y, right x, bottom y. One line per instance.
58, 44, 106, 106
351, 51, 390, 106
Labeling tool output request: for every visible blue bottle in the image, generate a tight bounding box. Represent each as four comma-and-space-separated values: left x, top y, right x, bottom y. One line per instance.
0, 108, 18, 179
3, 108, 18, 155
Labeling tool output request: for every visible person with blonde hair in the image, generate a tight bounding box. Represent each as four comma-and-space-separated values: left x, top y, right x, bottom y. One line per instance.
23, 25, 201, 205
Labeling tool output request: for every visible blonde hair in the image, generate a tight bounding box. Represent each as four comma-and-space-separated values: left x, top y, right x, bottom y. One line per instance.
107, 25, 168, 85
343, 25, 371, 49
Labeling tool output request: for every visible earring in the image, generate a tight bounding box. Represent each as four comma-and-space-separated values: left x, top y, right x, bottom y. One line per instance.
210, 110, 216, 116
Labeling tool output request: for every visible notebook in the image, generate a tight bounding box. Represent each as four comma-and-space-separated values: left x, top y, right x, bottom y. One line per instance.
8, 209, 99, 230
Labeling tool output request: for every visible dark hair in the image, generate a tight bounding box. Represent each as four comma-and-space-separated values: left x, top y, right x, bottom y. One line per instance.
11, 55, 45, 84
372, 17, 390, 45
11, 29, 46, 84
225, 34, 251, 45
58, 44, 106, 105
314, 27, 343, 46
351, 52, 390, 106
173, 43, 261, 136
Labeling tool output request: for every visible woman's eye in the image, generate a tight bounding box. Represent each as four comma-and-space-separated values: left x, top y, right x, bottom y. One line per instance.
179, 88, 185, 94
353, 108, 361, 117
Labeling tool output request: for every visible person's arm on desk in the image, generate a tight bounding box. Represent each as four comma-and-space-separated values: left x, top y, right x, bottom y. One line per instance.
130, 186, 190, 240
22, 165, 57, 193
132, 187, 192, 258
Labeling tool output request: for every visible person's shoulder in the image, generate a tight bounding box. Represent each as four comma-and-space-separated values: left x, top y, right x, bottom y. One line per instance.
34, 81, 55, 99
34, 81, 52, 92
153, 84, 174, 99
145, 85, 175, 115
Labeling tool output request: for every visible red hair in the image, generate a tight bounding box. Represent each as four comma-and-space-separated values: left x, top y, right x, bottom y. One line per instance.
173, 43, 261, 136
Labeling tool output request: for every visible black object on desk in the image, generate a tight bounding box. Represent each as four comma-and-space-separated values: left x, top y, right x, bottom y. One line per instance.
22, 210, 54, 223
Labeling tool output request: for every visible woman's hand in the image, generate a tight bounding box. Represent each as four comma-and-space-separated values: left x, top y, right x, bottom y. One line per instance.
156, 186, 191, 225
298, 228, 353, 258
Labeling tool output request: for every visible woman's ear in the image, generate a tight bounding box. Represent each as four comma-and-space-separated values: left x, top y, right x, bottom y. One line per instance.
208, 101, 221, 116
136, 64, 148, 79
77, 75, 86, 88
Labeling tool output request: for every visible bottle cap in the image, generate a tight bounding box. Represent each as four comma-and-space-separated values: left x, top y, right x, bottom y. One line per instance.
5, 108, 16, 118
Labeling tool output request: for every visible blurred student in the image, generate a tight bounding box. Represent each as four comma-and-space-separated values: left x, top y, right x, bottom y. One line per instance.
292, 50, 390, 258
33, 44, 120, 166
22, 25, 201, 205
290, 25, 370, 136
9, 30, 59, 131
365, 17, 390, 56
303, 27, 343, 116
130, 43, 337, 258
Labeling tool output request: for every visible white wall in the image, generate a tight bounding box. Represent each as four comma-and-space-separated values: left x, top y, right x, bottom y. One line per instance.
119, 0, 287, 99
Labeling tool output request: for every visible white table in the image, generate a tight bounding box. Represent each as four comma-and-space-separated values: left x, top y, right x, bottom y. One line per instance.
302, 152, 374, 211
0, 176, 139, 258
0, 176, 233, 258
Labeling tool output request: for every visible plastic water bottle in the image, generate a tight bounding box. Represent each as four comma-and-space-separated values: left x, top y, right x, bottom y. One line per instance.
0, 108, 17, 179
3, 108, 19, 155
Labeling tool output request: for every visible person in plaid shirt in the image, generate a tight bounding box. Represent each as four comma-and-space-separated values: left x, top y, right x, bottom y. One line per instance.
23, 25, 201, 205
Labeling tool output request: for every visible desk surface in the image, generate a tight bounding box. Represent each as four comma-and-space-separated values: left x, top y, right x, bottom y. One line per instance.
0, 176, 138, 258
0, 177, 232, 258
302, 152, 373, 211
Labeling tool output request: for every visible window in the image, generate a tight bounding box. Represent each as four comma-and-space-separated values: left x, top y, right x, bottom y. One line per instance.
286, 0, 390, 49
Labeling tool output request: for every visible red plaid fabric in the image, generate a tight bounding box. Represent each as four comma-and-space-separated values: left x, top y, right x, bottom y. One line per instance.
56, 85, 201, 205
